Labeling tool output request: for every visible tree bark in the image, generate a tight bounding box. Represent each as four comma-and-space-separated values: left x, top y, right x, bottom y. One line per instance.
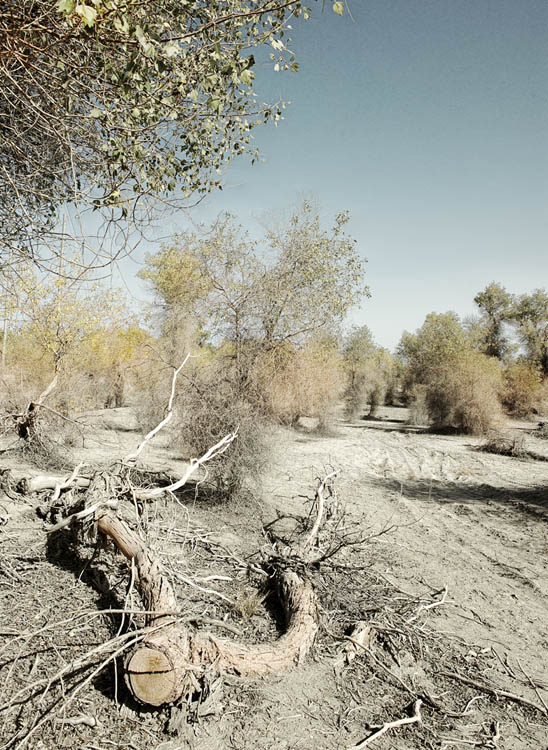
97, 513, 319, 706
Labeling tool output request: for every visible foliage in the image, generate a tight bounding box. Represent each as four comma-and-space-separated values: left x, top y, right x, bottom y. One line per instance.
4, 262, 150, 412
260, 202, 369, 346
342, 326, 396, 418
511, 289, 548, 375
140, 203, 367, 371
424, 350, 503, 435
398, 312, 503, 434
501, 361, 546, 417
0, 1, 292, 259
0, 1, 345, 269
473, 282, 514, 360
397, 312, 470, 392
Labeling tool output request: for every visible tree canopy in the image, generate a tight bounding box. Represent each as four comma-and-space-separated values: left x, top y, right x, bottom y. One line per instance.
397, 312, 470, 386
1, 0, 338, 270
512, 289, 548, 375
473, 282, 514, 360
139, 202, 368, 360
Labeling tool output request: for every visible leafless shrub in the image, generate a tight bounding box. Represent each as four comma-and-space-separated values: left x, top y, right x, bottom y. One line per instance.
133, 370, 173, 435
175, 362, 270, 503
480, 433, 527, 458
0, 370, 82, 468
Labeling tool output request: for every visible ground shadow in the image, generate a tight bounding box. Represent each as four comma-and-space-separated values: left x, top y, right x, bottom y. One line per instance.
45, 526, 138, 706
367, 475, 548, 520
346, 421, 427, 434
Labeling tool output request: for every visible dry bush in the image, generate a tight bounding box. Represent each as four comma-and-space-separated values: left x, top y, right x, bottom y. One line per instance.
501, 362, 546, 417
175, 361, 270, 502
537, 422, 548, 439
344, 348, 396, 420
0, 367, 83, 466
424, 351, 503, 435
251, 341, 344, 428
480, 433, 527, 457
133, 365, 174, 434
407, 385, 430, 426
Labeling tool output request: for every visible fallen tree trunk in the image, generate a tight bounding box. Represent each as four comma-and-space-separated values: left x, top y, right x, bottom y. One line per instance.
97, 512, 319, 706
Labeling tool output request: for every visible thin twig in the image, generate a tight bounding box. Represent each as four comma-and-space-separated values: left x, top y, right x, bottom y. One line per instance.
348, 699, 422, 749
440, 670, 548, 716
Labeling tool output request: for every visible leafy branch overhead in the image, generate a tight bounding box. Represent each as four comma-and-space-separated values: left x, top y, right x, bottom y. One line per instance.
0, 0, 344, 265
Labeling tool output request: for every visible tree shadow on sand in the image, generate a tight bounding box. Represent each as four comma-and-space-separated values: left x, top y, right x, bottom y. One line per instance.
368, 475, 548, 521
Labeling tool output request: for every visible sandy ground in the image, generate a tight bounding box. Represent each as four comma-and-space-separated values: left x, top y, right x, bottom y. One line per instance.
0, 405, 547, 749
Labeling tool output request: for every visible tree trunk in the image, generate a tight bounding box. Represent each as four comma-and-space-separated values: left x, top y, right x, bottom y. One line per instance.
97, 513, 319, 707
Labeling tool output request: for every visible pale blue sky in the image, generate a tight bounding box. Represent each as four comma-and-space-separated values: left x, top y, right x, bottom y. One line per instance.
123, 0, 547, 351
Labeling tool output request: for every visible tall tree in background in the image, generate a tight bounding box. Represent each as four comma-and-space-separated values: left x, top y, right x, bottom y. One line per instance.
397, 312, 470, 388
473, 282, 514, 360
140, 203, 368, 374
512, 289, 548, 375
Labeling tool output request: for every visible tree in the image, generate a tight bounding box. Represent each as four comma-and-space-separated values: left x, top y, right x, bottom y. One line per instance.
397, 311, 503, 433
260, 202, 369, 346
512, 289, 548, 375
140, 203, 368, 370
473, 282, 514, 360
0, 1, 338, 271
342, 326, 398, 418
342, 325, 375, 417
397, 312, 469, 388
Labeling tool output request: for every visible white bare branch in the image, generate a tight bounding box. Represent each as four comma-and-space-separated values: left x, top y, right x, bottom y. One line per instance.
123, 353, 192, 464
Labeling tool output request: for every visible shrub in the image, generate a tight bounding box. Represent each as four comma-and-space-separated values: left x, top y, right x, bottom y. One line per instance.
480, 433, 527, 457
424, 351, 503, 435
407, 385, 430, 426
501, 362, 545, 417
175, 361, 270, 503
250, 339, 344, 428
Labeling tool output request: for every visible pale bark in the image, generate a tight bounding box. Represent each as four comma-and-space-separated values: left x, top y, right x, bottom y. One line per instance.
97, 513, 319, 706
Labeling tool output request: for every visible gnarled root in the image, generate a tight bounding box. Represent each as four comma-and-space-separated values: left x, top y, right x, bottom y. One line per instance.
97, 513, 319, 706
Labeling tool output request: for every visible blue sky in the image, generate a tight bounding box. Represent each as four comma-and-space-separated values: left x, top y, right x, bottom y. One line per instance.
123, 0, 547, 352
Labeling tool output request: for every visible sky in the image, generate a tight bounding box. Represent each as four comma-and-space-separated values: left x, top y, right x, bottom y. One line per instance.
122, 0, 548, 352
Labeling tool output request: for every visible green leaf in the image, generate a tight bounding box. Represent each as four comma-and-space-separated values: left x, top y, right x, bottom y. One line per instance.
332, 2, 344, 16
75, 3, 97, 26
56, 0, 75, 14
163, 42, 179, 58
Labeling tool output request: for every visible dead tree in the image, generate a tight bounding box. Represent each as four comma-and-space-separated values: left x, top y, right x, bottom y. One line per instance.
18, 466, 336, 707
12, 360, 346, 707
